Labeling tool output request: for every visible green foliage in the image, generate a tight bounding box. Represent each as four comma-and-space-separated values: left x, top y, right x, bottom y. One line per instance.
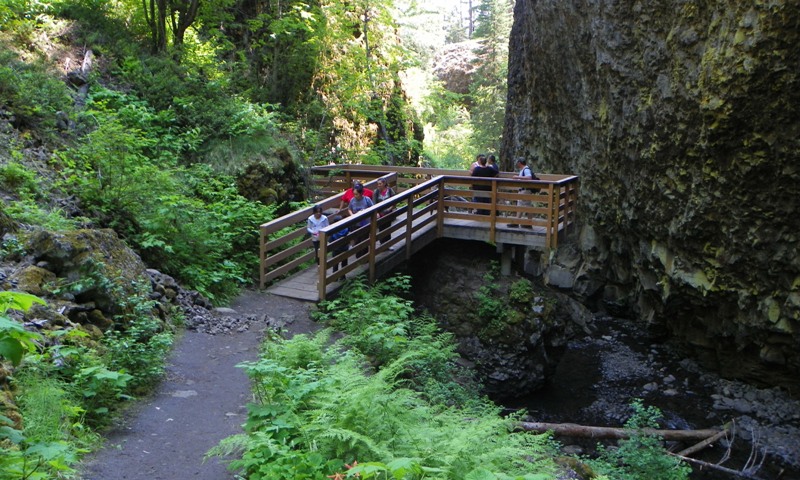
475, 263, 510, 335
214, 308, 558, 479
55, 87, 277, 302
509, 279, 534, 304
2, 199, 79, 231
103, 311, 173, 394
0, 291, 45, 366
587, 400, 692, 480
0, 161, 38, 196
0, 47, 72, 133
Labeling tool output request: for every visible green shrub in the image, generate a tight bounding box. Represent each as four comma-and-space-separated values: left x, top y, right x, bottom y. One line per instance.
213, 328, 558, 480
0, 161, 38, 196
587, 399, 692, 480
0, 48, 72, 132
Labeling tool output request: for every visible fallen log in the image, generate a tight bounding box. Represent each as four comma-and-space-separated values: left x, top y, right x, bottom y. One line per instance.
518, 421, 723, 441
677, 422, 732, 457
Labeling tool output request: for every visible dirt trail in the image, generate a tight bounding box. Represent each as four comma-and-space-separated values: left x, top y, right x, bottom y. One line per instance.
80, 291, 316, 480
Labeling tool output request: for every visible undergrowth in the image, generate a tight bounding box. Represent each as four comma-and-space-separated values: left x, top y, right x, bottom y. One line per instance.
211, 276, 559, 479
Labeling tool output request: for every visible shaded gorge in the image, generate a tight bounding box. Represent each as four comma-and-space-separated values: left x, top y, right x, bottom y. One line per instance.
406, 239, 800, 480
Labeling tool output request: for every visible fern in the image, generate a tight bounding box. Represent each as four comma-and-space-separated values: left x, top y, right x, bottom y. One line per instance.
213, 277, 560, 479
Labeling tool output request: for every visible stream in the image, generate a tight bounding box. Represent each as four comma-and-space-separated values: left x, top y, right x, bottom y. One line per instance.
501, 315, 800, 480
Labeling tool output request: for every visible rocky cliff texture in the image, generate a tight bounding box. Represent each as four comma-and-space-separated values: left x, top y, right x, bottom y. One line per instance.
501, 1, 799, 390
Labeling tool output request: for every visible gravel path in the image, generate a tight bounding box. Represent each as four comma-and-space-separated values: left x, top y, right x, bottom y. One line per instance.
79, 290, 317, 480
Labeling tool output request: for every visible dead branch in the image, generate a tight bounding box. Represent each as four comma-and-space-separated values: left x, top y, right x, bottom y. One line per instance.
668, 452, 765, 480
677, 422, 732, 457
518, 421, 723, 441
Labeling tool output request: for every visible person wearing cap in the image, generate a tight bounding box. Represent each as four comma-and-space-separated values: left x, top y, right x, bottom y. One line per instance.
339, 180, 374, 214
307, 205, 329, 263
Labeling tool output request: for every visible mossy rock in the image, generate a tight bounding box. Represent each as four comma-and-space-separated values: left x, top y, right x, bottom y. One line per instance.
11, 265, 56, 296
23, 229, 148, 314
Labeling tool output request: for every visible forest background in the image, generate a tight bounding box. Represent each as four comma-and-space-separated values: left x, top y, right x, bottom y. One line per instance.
1, 0, 512, 303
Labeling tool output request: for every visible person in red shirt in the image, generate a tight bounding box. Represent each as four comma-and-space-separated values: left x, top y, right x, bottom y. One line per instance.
338, 180, 373, 214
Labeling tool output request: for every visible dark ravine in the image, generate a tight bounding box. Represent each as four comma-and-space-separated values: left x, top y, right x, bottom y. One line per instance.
407, 239, 800, 478
501, 0, 799, 392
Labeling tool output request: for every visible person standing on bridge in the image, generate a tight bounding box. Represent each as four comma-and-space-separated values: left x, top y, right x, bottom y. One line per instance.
339, 180, 373, 215
348, 184, 374, 258
471, 155, 496, 215
373, 177, 396, 247
510, 158, 537, 228
307, 205, 329, 264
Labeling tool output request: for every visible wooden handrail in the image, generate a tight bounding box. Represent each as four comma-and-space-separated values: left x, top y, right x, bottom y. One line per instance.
259, 167, 580, 298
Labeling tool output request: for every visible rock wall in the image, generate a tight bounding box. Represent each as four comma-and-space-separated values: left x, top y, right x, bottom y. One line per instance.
501, 1, 799, 390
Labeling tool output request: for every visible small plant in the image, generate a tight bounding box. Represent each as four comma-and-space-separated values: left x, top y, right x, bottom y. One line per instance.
0, 161, 39, 197
0, 236, 26, 260
0, 291, 45, 366
587, 399, 692, 480
509, 278, 534, 304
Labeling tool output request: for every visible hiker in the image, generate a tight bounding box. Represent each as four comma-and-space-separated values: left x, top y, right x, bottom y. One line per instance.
348, 184, 374, 257
469, 153, 487, 175
307, 205, 329, 263
471, 155, 496, 215
339, 180, 373, 214
510, 158, 537, 228
372, 177, 396, 247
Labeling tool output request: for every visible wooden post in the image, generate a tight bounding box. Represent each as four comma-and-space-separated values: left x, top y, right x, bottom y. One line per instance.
259, 226, 266, 289
368, 212, 378, 283
545, 184, 554, 250
437, 178, 445, 237
318, 230, 329, 301
405, 189, 414, 258
489, 180, 497, 244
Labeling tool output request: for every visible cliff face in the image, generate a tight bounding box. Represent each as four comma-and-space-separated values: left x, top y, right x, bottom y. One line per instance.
501, 1, 799, 389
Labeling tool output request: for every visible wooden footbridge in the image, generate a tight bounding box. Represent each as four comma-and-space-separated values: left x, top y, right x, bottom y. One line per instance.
260, 165, 579, 301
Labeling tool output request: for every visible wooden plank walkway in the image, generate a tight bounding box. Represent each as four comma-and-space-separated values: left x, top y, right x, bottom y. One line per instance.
266, 218, 554, 302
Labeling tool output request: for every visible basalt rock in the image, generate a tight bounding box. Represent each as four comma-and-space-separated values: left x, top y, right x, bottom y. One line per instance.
410, 239, 591, 399
24, 229, 148, 315
502, 1, 800, 391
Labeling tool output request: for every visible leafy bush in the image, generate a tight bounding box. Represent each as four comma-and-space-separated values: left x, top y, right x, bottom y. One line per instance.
0, 47, 72, 132
56, 89, 277, 302
587, 399, 692, 480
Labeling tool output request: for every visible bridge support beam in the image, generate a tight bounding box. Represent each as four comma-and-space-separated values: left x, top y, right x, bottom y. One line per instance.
498, 243, 512, 276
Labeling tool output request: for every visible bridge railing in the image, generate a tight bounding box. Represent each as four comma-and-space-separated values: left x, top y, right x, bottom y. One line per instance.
260, 168, 579, 296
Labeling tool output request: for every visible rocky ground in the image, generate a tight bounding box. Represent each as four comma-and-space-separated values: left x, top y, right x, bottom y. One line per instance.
514, 314, 800, 480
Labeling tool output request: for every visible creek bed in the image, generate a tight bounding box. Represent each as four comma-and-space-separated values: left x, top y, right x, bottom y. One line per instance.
501, 315, 800, 480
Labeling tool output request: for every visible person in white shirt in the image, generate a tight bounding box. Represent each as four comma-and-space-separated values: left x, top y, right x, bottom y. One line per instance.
307, 205, 329, 264
510, 158, 535, 228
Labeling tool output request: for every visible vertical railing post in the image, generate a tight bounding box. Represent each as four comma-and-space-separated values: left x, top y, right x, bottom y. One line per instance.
405, 188, 414, 257
489, 179, 497, 244
545, 184, 555, 250
437, 178, 445, 237
368, 212, 378, 283
259, 226, 266, 289
318, 230, 329, 301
